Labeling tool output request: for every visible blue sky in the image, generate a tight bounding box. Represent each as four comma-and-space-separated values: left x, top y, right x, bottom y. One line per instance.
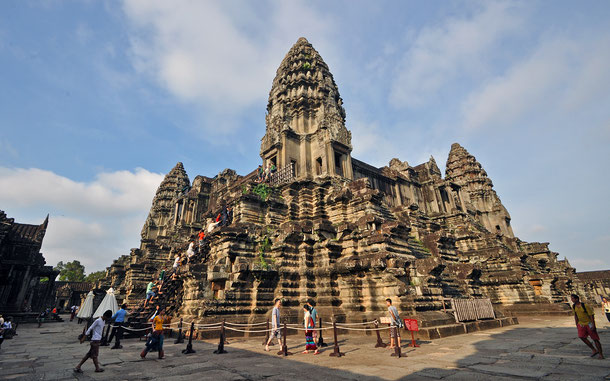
0, 1, 608, 273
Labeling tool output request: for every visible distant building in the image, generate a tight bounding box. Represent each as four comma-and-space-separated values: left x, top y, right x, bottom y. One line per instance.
53, 281, 93, 311
0, 210, 57, 313
577, 270, 610, 302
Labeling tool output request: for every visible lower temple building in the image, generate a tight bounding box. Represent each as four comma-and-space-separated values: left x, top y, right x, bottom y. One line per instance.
0, 210, 57, 314
98, 38, 596, 326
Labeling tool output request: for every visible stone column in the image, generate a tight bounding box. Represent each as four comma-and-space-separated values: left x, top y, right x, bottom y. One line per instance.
15, 265, 32, 311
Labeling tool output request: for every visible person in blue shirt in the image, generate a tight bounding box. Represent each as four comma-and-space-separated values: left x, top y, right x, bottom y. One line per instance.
108, 304, 130, 349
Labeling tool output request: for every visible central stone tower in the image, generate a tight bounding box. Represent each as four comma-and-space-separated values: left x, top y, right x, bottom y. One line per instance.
261, 37, 353, 180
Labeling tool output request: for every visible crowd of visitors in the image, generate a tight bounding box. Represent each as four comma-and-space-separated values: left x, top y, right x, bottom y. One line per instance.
256, 162, 277, 183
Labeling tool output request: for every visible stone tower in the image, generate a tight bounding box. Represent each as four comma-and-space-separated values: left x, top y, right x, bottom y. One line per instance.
140, 162, 190, 242
445, 143, 514, 237
261, 37, 353, 180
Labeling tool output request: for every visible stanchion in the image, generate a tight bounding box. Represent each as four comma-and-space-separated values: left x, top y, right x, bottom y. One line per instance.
374, 320, 387, 348
182, 322, 196, 354
277, 322, 292, 356
317, 317, 327, 347
174, 318, 184, 344
408, 329, 420, 348
100, 321, 111, 346
390, 326, 404, 358
329, 320, 344, 357
214, 320, 228, 354
262, 319, 270, 345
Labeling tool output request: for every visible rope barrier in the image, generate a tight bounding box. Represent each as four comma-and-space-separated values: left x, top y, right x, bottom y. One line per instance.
224, 321, 268, 326
224, 326, 274, 333
332, 326, 391, 332
336, 320, 378, 326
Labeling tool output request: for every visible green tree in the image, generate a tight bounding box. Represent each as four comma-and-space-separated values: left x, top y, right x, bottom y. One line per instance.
54, 260, 86, 282
84, 270, 106, 284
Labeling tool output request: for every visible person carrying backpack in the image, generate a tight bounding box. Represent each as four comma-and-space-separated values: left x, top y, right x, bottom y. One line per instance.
571, 294, 604, 359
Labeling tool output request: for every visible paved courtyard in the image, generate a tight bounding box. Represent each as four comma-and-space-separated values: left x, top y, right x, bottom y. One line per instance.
1, 311, 609, 380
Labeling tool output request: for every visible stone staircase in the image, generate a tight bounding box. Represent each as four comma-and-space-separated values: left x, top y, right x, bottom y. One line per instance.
124, 243, 211, 333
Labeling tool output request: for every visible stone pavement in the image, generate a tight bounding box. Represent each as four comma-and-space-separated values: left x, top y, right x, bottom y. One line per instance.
1, 311, 609, 381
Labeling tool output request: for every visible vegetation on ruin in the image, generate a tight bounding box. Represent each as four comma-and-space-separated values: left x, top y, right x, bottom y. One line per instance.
257, 235, 274, 270
302, 62, 311, 70
252, 183, 272, 201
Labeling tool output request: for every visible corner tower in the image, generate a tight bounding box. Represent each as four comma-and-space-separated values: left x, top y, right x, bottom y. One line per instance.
261, 37, 353, 180
446, 143, 514, 237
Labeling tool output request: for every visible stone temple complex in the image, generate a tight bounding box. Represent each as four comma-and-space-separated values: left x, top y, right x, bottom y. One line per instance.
98, 38, 592, 329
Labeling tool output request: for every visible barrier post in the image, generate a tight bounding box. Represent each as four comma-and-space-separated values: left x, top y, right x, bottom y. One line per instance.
317, 317, 327, 347
276, 322, 292, 356
329, 320, 344, 357
262, 319, 269, 345
174, 318, 184, 344
182, 322, 196, 354
374, 320, 387, 348
214, 320, 228, 354
390, 325, 404, 358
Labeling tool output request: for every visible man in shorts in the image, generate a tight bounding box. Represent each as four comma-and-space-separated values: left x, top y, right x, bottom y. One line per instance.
74, 310, 112, 373
571, 294, 604, 359
386, 298, 402, 350
144, 279, 156, 308
265, 299, 281, 352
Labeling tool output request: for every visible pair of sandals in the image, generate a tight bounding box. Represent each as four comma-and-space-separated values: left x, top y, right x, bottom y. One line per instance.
73, 368, 104, 373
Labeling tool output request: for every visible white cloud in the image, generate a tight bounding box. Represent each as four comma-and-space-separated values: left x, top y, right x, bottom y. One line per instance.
122, 0, 336, 116
571, 258, 608, 272
0, 167, 163, 217
461, 35, 610, 130
350, 119, 397, 165
389, 1, 526, 108
0, 167, 164, 272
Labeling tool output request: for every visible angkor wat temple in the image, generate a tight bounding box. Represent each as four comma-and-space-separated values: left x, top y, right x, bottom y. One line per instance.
99, 38, 589, 328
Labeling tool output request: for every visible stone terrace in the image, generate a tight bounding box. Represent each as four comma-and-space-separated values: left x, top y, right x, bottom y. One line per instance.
1, 310, 609, 380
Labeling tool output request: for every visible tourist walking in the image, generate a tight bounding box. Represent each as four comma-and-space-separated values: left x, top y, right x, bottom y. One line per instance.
144, 279, 156, 308
198, 229, 206, 248
227, 206, 233, 225
571, 294, 604, 359
186, 239, 196, 262
70, 305, 77, 322
602, 296, 610, 323
74, 309, 112, 373
386, 298, 403, 350
0, 317, 9, 350
265, 299, 282, 351
307, 301, 318, 343
141, 308, 166, 359
109, 303, 129, 349
302, 305, 319, 354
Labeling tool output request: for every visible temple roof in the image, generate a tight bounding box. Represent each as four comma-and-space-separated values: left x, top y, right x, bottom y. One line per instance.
6, 215, 48, 244
267, 37, 345, 122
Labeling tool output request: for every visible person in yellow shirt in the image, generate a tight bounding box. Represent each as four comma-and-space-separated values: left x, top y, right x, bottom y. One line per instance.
571, 294, 603, 359
140, 307, 166, 360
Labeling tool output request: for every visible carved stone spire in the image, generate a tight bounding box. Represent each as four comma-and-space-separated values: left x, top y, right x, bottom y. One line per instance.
446, 143, 493, 190
445, 143, 514, 237
141, 162, 190, 240
261, 37, 352, 180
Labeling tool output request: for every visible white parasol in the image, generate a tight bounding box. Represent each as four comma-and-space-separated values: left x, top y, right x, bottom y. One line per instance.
76, 291, 94, 319
92, 287, 119, 318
